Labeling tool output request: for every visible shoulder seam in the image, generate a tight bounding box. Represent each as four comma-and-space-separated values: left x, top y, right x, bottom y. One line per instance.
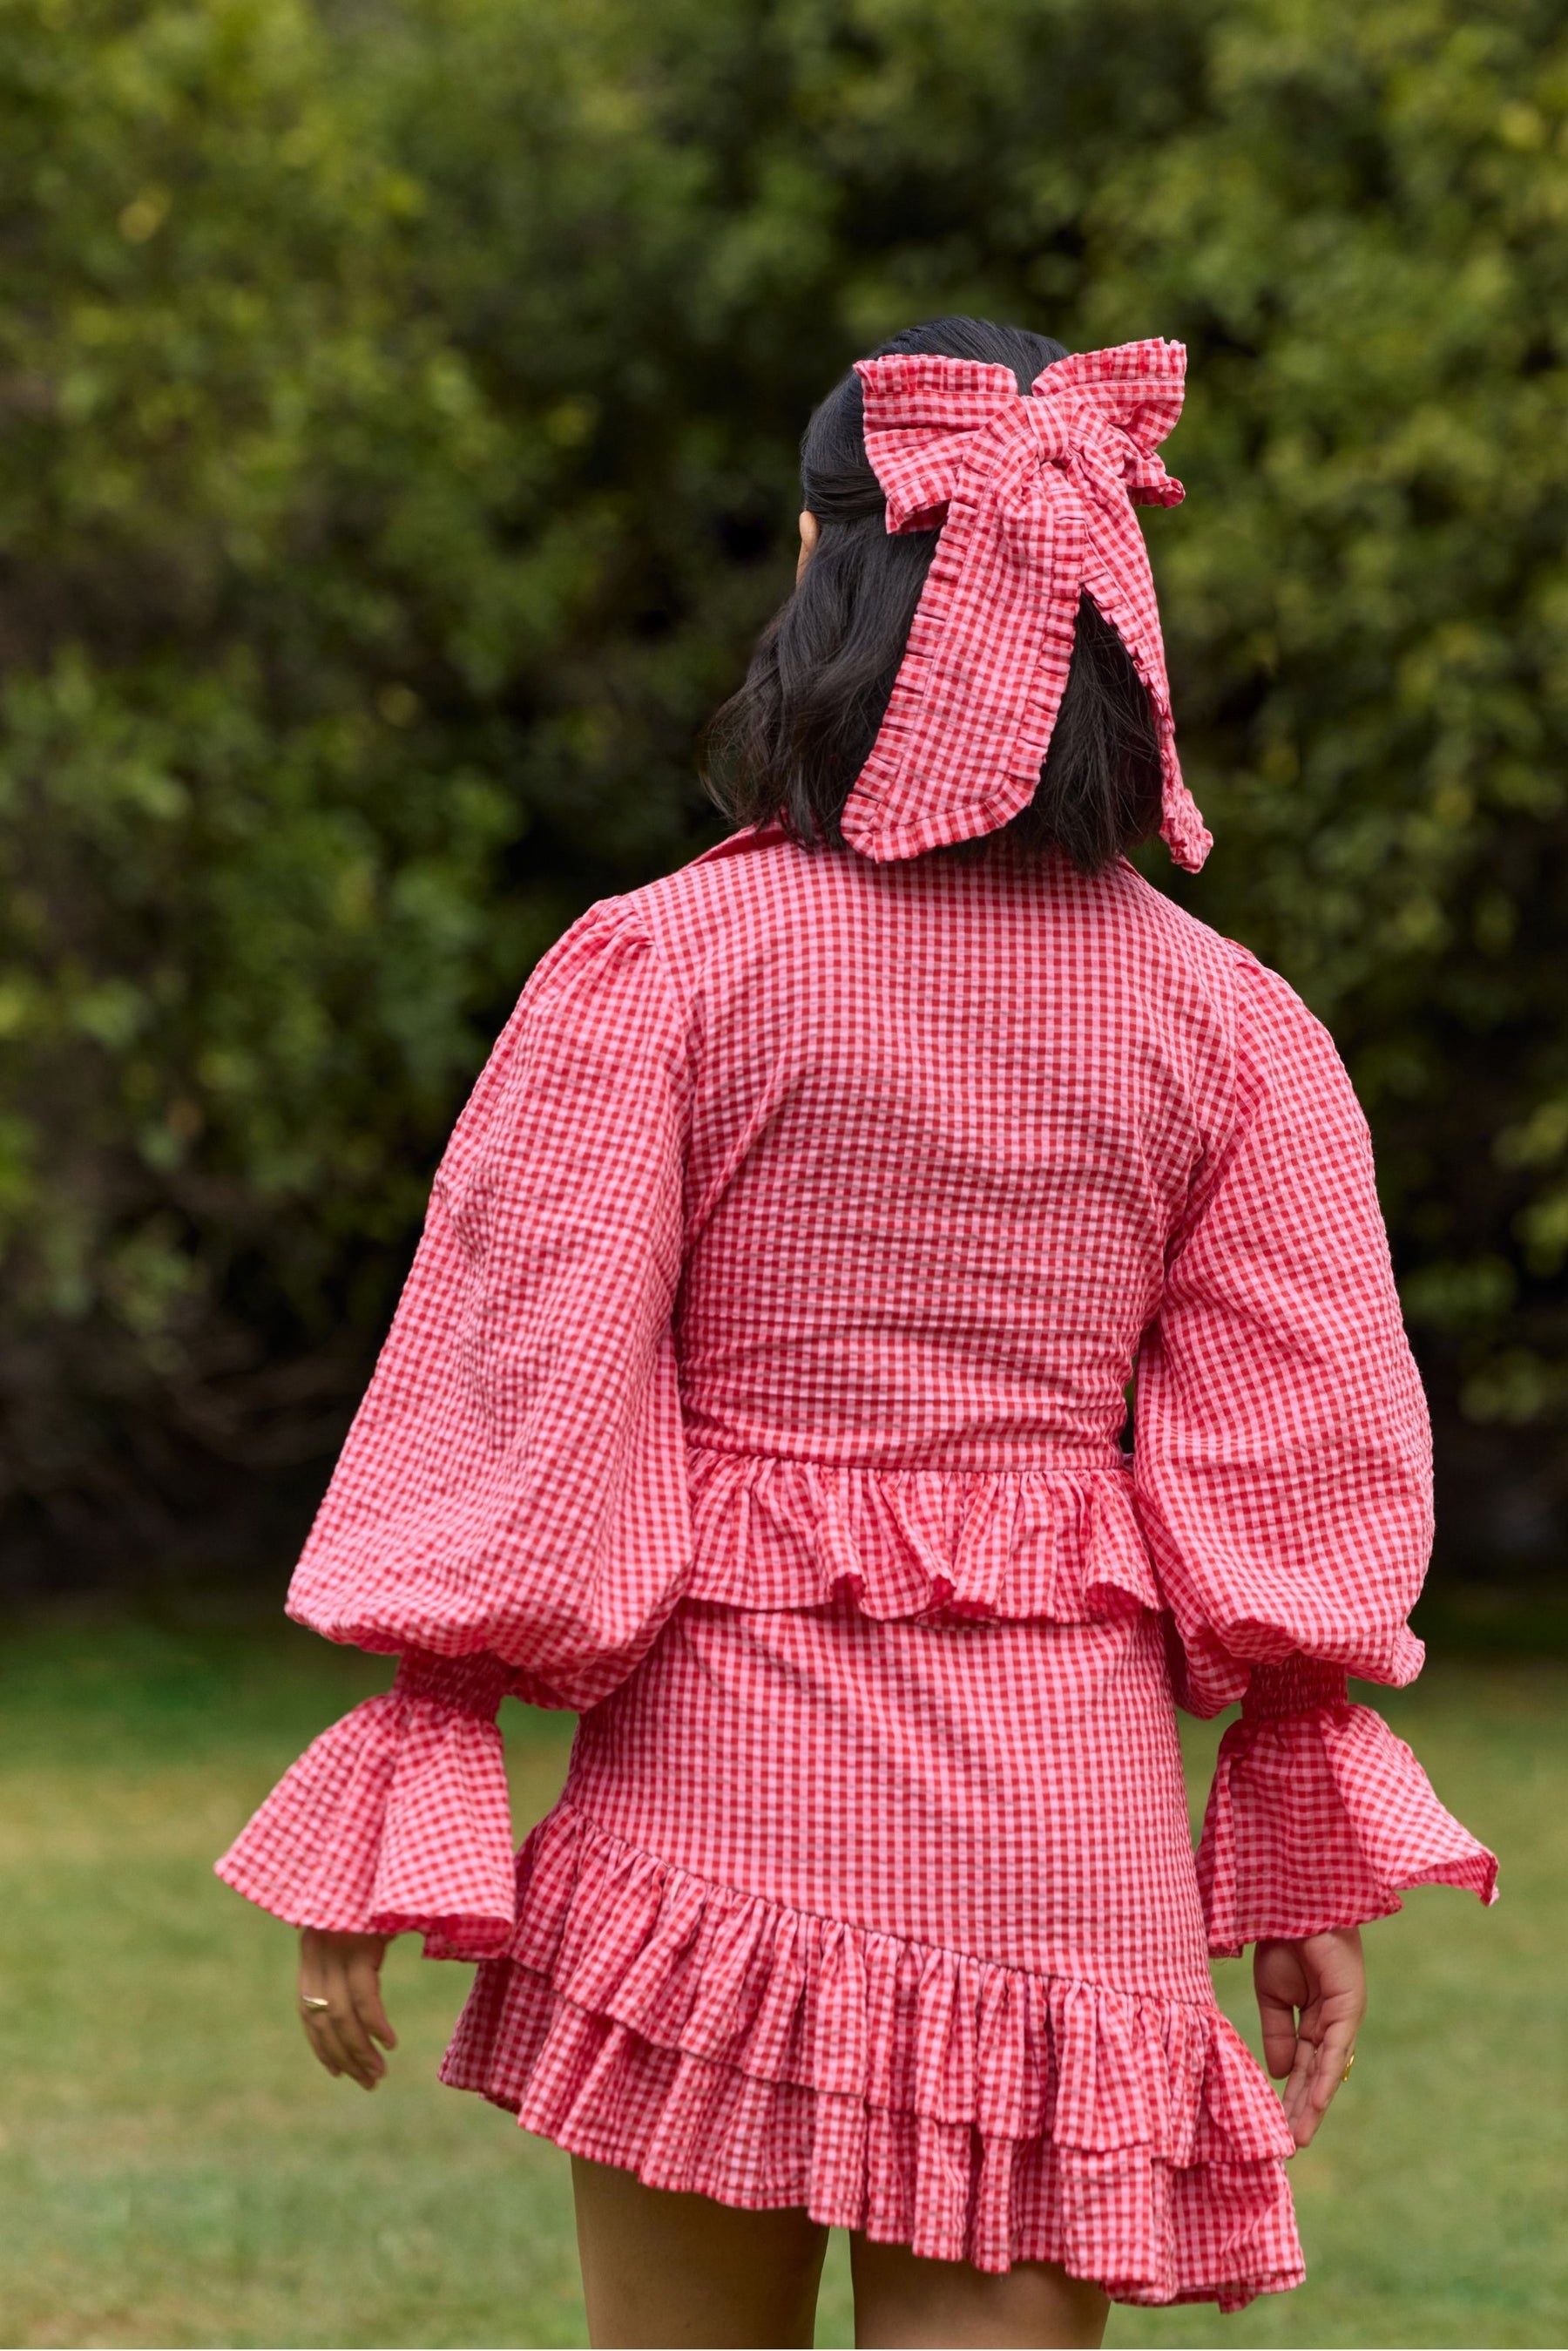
555, 893, 703, 1110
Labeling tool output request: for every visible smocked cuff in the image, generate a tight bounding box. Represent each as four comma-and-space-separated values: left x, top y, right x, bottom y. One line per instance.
214, 1646, 518, 1959
1240, 1657, 1350, 1721
1197, 1670, 1498, 1957
389, 1648, 515, 1714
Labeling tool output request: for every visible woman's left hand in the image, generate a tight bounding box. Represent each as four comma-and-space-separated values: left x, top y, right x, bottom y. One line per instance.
1254, 1925, 1366, 2149
298, 1928, 397, 2090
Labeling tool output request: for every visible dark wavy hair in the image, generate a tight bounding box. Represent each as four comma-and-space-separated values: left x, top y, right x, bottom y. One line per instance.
701, 316, 1165, 876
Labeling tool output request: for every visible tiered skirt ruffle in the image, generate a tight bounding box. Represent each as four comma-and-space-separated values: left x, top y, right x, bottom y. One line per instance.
441, 1802, 1304, 2311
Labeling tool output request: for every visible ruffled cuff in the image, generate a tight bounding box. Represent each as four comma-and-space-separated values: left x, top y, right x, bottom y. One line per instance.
213, 1648, 519, 1960
1196, 1661, 1498, 1957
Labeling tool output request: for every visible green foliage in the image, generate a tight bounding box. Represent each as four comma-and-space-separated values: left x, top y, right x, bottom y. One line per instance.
3, 0, 1565, 1575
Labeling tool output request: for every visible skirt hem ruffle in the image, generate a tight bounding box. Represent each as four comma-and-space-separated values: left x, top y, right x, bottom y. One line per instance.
438, 1803, 1304, 2311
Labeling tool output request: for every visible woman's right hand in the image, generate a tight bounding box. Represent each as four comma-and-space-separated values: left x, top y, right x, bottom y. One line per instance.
1254, 1925, 1366, 2149
298, 1927, 398, 2090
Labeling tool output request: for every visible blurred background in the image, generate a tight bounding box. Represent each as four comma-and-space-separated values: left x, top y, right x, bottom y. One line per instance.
5, 0, 1568, 1609
0, 0, 1565, 2345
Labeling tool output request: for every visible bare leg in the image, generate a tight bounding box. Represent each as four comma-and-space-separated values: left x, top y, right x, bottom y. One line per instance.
850, 2233, 1110, 2350
571, 2154, 830, 2348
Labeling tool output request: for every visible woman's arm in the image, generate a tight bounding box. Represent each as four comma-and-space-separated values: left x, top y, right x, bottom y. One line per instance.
216, 897, 700, 1961
1134, 949, 1496, 1960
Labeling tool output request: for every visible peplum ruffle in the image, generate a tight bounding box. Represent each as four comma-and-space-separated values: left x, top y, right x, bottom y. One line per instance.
440, 1803, 1304, 2309
1197, 1659, 1499, 1958
683, 1445, 1159, 1623
215, 1650, 518, 1959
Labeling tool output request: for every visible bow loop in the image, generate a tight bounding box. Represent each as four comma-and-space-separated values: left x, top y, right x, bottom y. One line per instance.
843, 338, 1208, 871
857, 356, 1018, 534
1038, 342, 1186, 482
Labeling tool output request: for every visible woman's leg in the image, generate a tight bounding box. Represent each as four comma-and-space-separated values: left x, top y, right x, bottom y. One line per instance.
571, 2154, 830, 2349
849, 2234, 1110, 2351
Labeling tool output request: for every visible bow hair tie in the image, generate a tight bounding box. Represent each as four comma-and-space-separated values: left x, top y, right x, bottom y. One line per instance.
841, 337, 1211, 873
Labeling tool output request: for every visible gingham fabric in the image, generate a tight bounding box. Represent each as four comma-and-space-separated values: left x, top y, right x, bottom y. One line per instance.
1199, 1659, 1497, 1959
217, 1649, 521, 1951
842, 341, 1212, 873
217, 822, 1497, 2308
442, 1602, 1306, 2307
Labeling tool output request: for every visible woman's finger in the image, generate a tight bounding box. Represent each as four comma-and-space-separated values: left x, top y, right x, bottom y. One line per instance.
303, 2008, 355, 2079
1281, 2021, 1321, 2145
301, 1985, 357, 2080
1254, 1982, 1300, 2081
347, 1949, 397, 2052
320, 1955, 386, 2088
1287, 2011, 1359, 2147
298, 1945, 345, 2077
1308, 2012, 1358, 2121
301, 1948, 381, 2087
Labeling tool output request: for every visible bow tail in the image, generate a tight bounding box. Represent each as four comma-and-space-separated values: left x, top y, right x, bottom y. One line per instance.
842, 462, 1089, 863
1078, 532, 1213, 877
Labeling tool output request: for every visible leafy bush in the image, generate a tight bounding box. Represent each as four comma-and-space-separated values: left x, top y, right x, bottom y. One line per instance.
3, 0, 1565, 1585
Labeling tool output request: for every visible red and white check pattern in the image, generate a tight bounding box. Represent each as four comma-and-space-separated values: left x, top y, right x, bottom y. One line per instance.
1199, 1659, 1497, 1957
844, 342, 1212, 872
217, 822, 1496, 2308
217, 1649, 522, 1952
443, 1602, 1306, 2307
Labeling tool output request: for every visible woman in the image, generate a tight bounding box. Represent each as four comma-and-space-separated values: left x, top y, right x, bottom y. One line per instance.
218, 318, 1497, 2349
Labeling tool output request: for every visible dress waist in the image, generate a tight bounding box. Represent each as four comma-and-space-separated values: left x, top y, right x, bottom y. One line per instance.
681, 1441, 1158, 1624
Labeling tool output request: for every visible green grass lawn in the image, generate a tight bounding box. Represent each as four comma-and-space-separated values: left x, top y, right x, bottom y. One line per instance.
0, 1617, 1560, 2348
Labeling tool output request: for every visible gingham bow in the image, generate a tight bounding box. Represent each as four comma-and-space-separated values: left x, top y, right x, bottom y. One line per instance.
841, 339, 1212, 872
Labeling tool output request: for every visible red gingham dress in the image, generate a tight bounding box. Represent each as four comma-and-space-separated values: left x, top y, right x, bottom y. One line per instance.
218, 820, 1496, 2312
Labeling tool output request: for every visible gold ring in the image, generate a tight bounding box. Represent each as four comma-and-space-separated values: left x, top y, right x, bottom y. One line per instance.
1340, 2050, 1355, 2085
301, 1995, 332, 2015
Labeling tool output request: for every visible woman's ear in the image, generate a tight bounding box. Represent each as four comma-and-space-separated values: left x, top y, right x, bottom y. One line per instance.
795, 509, 819, 586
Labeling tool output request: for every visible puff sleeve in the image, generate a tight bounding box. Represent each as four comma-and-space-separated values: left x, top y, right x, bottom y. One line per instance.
1133, 951, 1497, 1958
215, 898, 696, 1957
